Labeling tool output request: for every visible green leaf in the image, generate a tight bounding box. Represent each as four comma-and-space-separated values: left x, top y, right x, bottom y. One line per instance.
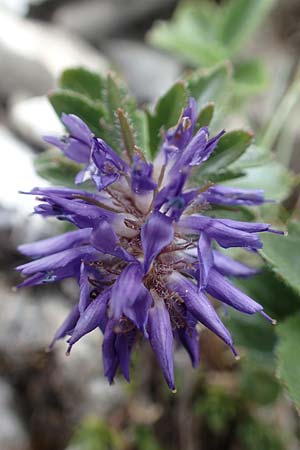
34, 149, 80, 187
226, 160, 293, 201
235, 269, 300, 320
196, 129, 253, 180
59, 67, 105, 101
196, 102, 214, 128
260, 222, 300, 295
148, 3, 228, 67
104, 74, 150, 156
147, 81, 188, 158
49, 89, 106, 136
276, 314, 300, 408
186, 62, 232, 110
204, 205, 255, 222
233, 59, 269, 97
219, 0, 276, 54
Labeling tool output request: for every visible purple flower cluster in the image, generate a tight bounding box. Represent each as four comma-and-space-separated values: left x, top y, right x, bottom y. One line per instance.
17, 98, 282, 391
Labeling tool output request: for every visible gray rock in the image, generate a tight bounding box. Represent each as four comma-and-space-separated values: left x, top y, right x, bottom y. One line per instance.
0, 378, 29, 450
53, 0, 176, 42
0, 7, 109, 100
0, 126, 48, 214
103, 39, 182, 102
8, 96, 63, 149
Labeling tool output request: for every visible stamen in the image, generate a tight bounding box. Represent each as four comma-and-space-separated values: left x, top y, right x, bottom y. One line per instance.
260, 311, 277, 325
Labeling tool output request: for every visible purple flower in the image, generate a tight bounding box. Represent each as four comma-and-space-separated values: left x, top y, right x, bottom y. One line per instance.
17, 103, 282, 390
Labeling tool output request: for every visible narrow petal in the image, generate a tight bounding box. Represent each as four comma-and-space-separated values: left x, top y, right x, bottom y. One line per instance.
197, 233, 213, 290
203, 185, 265, 206
68, 289, 111, 346
178, 313, 200, 368
206, 269, 263, 314
148, 299, 175, 391
61, 113, 92, 144
168, 273, 233, 348
142, 211, 174, 273
91, 218, 134, 262
49, 305, 80, 349
18, 228, 91, 258
213, 251, 259, 278
78, 262, 91, 314
109, 263, 144, 319
16, 245, 97, 276
102, 320, 119, 384
115, 331, 136, 383
123, 287, 152, 337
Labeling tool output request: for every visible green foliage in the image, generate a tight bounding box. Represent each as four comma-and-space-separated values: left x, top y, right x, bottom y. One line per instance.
149, 0, 276, 64
134, 426, 166, 450
49, 67, 149, 157
240, 366, 281, 406
34, 148, 80, 187
227, 159, 293, 201
49, 89, 106, 136
237, 417, 285, 450
59, 67, 105, 100
147, 81, 188, 158
71, 418, 125, 450
194, 386, 238, 434
276, 314, 300, 409
196, 129, 253, 181
260, 222, 300, 295
196, 102, 214, 128
186, 62, 232, 111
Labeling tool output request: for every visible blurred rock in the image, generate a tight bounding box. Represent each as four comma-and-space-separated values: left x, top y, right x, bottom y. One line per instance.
9, 96, 63, 149
0, 126, 48, 213
53, 0, 176, 42
0, 7, 109, 100
0, 378, 29, 450
83, 378, 125, 417
104, 39, 182, 102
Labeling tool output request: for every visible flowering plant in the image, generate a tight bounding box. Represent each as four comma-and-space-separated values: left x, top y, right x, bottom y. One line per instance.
17, 73, 284, 390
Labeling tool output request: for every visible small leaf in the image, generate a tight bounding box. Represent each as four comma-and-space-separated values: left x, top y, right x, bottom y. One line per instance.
49, 89, 106, 136
186, 62, 232, 110
218, 0, 276, 54
276, 314, 300, 408
104, 74, 150, 156
59, 67, 105, 101
197, 129, 253, 180
147, 81, 188, 158
227, 160, 293, 201
34, 149, 80, 187
260, 222, 300, 295
234, 59, 268, 93
148, 3, 228, 67
196, 102, 214, 128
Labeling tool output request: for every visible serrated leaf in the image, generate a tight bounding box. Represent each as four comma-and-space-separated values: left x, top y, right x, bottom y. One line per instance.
34, 149, 80, 187
276, 314, 300, 408
148, 3, 228, 67
260, 222, 300, 295
104, 74, 149, 156
196, 102, 214, 128
218, 0, 276, 54
59, 67, 105, 101
186, 63, 232, 110
197, 129, 253, 180
49, 89, 106, 136
227, 160, 293, 201
147, 81, 188, 158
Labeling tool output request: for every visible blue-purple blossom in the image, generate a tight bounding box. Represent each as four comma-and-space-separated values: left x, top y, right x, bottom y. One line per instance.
17, 98, 283, 391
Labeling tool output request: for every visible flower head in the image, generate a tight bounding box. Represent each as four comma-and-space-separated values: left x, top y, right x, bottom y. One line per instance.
17, 99, 282, 390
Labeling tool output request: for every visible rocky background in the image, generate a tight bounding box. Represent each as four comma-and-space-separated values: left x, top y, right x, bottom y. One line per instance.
0, 1, 300, 450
